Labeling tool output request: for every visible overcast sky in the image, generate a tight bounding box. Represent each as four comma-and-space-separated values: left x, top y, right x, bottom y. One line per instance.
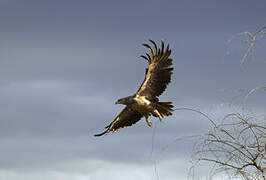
0, 0, 265, 180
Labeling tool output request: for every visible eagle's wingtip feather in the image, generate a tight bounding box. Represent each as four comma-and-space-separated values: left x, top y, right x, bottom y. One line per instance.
94, 130, 108, 137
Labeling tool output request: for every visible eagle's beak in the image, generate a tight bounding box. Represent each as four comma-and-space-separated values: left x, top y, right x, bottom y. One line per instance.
115, 101, 119, 104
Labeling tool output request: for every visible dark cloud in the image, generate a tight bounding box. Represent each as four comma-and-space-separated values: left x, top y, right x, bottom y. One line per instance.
0, 0, 265, 179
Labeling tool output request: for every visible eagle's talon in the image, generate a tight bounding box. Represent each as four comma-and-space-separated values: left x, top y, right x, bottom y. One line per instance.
145, 115, 152, 127
147, 120, 152, 127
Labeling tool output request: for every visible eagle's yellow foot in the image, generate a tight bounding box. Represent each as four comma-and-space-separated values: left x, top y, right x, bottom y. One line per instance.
145, 116, 152, 127
154, 109, 163, 122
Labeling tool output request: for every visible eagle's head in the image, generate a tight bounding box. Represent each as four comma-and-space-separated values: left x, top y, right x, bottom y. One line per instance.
115, 96, 133, 105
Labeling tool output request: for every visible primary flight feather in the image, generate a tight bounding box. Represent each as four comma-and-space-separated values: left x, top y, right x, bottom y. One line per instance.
94, 40, 174, 136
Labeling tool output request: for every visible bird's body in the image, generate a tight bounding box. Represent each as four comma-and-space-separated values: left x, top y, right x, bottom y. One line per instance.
132, 95, 152, 117
95, 40, 174, 136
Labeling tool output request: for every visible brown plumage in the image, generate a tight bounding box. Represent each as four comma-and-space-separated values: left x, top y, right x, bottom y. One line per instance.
94, 40, 174, 137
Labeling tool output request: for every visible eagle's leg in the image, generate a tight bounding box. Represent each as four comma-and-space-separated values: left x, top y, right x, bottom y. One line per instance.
153, 109, 163, 122
145, 114, 152, 127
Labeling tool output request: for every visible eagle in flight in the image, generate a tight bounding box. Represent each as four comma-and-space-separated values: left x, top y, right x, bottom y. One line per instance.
94, 40, 174, 136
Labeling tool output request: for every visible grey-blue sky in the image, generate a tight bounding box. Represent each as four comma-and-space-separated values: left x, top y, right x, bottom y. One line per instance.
0, 0, 265, 179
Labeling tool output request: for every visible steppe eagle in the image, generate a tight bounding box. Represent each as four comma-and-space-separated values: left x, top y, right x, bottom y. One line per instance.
94, 40, 174, 136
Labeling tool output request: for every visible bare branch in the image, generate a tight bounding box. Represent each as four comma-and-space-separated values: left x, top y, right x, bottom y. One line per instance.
190, 107, 265, 179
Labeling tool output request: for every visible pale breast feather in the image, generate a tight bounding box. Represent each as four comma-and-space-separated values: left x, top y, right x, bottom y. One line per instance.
134, 95, 151, 106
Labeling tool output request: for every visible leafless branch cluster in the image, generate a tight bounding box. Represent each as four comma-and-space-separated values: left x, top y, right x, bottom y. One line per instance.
190, 109, 265, 180
189, 26, 266, 179
227, 26, 266, 64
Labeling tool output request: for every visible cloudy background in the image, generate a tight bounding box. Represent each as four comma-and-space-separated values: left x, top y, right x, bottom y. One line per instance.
0, 0, 265, 179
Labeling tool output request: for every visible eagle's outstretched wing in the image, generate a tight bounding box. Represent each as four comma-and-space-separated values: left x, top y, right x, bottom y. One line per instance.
137, 40, 173, 99
94, 106, 143, 136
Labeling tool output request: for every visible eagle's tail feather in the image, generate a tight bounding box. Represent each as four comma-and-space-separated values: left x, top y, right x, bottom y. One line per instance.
155, 101, 174, 117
